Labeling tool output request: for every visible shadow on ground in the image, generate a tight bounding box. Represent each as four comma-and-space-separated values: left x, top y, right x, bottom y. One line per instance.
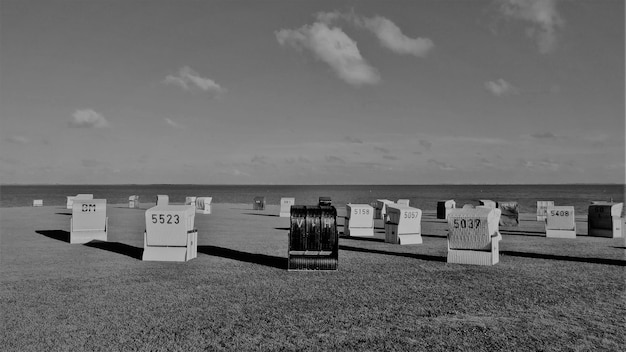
500, 230, 546, 237
242, 213, 280, 217
55, 212, 72, 216
84, 240, 143, 260
501, 250, 626, 266
198, 245, 286, 269
340, 245, 446, 262
36, 230, 70, 243
341, 236, 385, 243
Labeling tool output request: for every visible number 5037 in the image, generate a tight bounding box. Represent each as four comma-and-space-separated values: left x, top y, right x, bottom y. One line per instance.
453, 218, 480, 229
151, 214, 180, 224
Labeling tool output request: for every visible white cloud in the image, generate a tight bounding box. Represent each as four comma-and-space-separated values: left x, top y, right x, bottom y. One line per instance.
484, 78, 519, 96
69, 109, 109, 128
428, 159, 456, 171
6, 135, 29, 144
276, 22, 380, 86
164, 66, 225, 94
317, 11, 434, 57
164, 118, 184, 129
499, 0, 564, 54
355, 15, 433, 57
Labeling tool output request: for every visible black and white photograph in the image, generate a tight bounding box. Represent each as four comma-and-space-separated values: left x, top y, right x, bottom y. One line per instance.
1, 0, 624, 350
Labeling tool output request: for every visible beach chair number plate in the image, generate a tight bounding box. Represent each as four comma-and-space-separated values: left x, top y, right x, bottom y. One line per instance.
403, 211, 420, 219
81, 204, 97, 212
550, 210, 571, 217
151, 214, 180, 224
452, 218, 481, 229
353, 208, 370, 215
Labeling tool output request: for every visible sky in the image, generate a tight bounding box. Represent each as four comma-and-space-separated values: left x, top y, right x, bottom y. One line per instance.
0, 0, 624, 185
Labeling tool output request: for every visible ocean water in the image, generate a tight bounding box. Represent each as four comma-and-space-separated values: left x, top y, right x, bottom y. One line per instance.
1, 184, 623, 215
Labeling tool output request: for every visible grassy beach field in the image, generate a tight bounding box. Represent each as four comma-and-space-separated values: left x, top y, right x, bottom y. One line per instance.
1, 203, 625, 351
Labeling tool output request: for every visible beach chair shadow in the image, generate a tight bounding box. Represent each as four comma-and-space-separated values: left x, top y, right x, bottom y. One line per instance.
83, 240, 143, 260
500, 230, 546, 237
341, 236, 385, 243
198, 245, 286, 269
339, 245, 446, 262
274, 227, 290, 231
242, 213, 280, 217
501, 251, 626, 267
36, 230, 70, 243
55, 212, 72, 216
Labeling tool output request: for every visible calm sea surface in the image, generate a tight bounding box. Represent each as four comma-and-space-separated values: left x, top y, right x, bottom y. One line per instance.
1, 184, 623, 215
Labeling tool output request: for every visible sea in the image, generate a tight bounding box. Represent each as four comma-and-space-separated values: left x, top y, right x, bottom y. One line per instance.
1, 184, 623, 215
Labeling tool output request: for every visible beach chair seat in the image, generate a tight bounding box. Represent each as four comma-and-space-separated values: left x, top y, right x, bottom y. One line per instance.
253, 196, 266, 210
588, 202, 623, 238
288, 205, 338, 270
279, 197, 295, 217
479, 199, 498, 209
545, 206, 576, 238
384, 205, 422, 245
345, 204, 374, 237
70, 199, 108, 244
156, 195, 169, 206
128, 195, 139, 208
195, 197, 212, 214
143, 205, 197, 262
536, 201, 554, 221
437, 200, 456, 220
446, 207, 501, 265
396, 199, 410, 206
498, 201, 519, 226
185, 196, 197, 205
318, 196, 332, 206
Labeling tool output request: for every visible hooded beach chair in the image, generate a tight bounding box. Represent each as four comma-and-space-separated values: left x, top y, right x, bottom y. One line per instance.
545, 206, 576, 238
588, 202, 623, 238
279, 197, 295, 217
143, 205, 197, 262
446, 207, 502, 265
288, 205, 338, 270
344, 203, 374, 237
195, 197, 213, 214
384, 204, 422, 245
70, 199, 108, 244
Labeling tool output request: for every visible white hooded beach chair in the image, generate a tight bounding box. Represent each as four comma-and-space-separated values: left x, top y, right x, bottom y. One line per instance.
447, 207, 502, 265
70, 199, 108, 244
143, 205, 197, 262
384, 205, 422, 245
545, 206, 576, 238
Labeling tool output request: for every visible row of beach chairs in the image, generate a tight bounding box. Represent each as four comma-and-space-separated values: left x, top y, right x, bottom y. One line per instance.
57, 194, 624, 269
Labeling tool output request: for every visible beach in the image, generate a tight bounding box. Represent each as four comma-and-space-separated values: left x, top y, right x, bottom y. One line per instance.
1, 203, 624, 351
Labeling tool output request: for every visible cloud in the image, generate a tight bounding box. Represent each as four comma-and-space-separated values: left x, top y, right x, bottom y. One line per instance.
374, 146, 390, 154
69, 109, 109, 128
479, 157, 496, 168
251, 155, 271, 165
418, 139, 432, 150
164, 118, 185, 129
484, 78, 519, 96
383, 155, 400, 161
345, 136, 364, 144
499, 0, 564, 54
317, 11, 434, 57
353, 15, 434, 57
276, 22, 380, 86
285, 156, 312, 164
6, 135, 29, 144
325, 155, 346, 164
81, 159, 102, 168
164, 66, 225, 94
428, 159, 456, 171
530, 131, 557, 139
